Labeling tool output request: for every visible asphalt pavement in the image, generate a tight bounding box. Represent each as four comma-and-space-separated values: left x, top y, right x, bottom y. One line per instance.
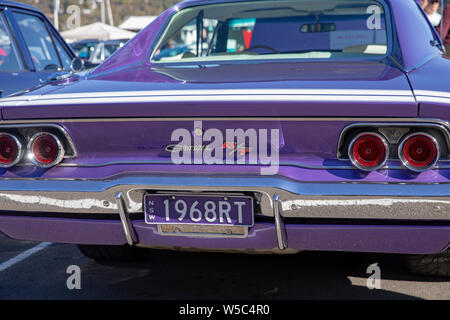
0, 234, 448, 300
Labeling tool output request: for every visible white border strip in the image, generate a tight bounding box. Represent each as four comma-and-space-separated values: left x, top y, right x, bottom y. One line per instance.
0, 88, 416, 106
0, 89, 415, 102
415, 90, 450, 104
415, 90, 450, 99
0, 242, 52, 272
416, 96, 450, 104
0, 94, 416, 107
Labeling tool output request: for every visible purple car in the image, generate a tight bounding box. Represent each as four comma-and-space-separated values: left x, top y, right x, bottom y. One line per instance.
0, 0, 449, 276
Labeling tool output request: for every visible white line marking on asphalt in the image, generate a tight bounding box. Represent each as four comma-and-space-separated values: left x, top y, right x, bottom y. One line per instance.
0, 242, 52, 272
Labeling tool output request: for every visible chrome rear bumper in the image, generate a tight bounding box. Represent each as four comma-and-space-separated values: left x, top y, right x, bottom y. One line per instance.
1, 175, 449, 254
0, 176, 450, 221
0, 175, 449, 221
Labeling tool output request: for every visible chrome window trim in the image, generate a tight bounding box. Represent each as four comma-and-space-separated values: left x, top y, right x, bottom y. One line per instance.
149, 0, 393, 65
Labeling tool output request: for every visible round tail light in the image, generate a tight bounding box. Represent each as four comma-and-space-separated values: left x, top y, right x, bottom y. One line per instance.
399, 133, 439, 172
28, 133, 65, 168
0, 133, 23, 168
348, 132, 388, 171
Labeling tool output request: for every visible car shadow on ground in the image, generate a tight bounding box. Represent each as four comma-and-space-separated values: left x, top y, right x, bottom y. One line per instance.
80, 247, 447, 300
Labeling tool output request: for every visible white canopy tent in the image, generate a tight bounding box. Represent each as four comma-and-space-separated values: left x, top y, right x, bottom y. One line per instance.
61, 22, 136, 42
119, 16, 156, 32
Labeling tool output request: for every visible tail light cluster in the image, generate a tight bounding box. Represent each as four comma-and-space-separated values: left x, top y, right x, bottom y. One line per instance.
348, 131, 440, 172
0, 131, 65, 169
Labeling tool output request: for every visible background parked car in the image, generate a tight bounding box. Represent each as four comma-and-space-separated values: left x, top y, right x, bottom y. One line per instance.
86, 39, 127, 68
0, 0, 76, 97
69, 39, 99, 66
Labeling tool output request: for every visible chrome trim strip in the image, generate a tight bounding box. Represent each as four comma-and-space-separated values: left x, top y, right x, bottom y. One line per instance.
273, 194, 287, 250
53, 159, 359, 170
398, 132, 440, 172
416, 96, 450, 104
0, 117, 445, 124
156, 224, 249, 239
0, 176, 449, 220
0, 95, 416, 107
415, 90, 450, 99
0, 89, 415, 103
116, 192, 138, 246
1, 88, 416, 99
50, 159, 450, 170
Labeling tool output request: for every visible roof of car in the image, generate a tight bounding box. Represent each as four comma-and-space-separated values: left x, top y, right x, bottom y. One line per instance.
0, 0, 43, 13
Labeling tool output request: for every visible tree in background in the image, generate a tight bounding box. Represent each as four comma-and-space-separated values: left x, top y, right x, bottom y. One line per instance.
20, 0, 179, 31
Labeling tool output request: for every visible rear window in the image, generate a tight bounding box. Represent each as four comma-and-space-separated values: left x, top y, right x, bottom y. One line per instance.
152, 0, 389, 63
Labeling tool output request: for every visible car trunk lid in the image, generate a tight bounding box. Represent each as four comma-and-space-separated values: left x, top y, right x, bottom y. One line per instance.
0, 61, 417, 119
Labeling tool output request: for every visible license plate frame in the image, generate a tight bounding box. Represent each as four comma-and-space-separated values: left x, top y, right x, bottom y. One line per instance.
144, 193, 254, 227
157, 224, 249, 238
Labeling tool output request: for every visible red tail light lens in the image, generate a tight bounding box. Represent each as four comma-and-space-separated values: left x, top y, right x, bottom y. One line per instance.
399, 133, 439, 172
348, 133, 388, 171
0, 133, 23, 168
29, 133, 65, 168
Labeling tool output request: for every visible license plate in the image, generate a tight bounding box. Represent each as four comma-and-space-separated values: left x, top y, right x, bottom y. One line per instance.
144, 194, 254, 227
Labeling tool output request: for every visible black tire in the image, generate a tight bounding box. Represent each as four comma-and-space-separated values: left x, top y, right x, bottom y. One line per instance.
406, 248, 450, 277
77, 244, 146, 262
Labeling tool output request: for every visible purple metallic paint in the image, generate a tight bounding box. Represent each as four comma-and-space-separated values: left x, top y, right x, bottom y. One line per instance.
0, 216, 127, 245
3, 164, 450, 184
1, 62, 417, 119
0, 118, 448, 183
409, 56, 450, 122
1, 215, 449, 254
0, 0, 449, 255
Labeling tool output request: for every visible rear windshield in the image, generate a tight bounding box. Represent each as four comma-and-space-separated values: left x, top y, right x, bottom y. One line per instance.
151, 0, 389, 63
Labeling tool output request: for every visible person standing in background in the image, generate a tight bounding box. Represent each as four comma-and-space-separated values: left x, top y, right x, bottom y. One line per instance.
438, 2, 450, 54
424, 0, 443, 26
420, 0, 429, 9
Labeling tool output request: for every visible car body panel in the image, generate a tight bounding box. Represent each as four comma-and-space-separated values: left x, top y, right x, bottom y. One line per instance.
0, 0, 449, 255
0, 71, 39, 99
0, 61, 417, 118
